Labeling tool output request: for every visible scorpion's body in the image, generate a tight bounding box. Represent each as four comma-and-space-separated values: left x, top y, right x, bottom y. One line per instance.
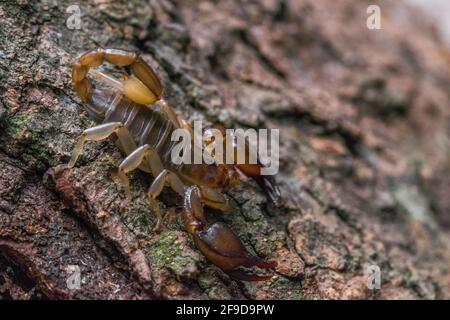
86, 88, 231, 192
68, 48, 280, 281
89, 88, 182, 175
90, 90, 177, 164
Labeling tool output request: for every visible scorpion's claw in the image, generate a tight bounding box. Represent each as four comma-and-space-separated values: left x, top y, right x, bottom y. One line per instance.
195, 222, 276, 270
227, 270, 275, 282
254, 175, 282, 207
236, 163, 282, 207
184, 186, 277, 281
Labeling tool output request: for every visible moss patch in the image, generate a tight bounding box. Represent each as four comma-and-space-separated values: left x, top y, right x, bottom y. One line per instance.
145, 230, 200, 280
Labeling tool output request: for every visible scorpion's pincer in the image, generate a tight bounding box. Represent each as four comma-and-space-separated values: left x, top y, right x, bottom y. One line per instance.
183, 186, 277, 281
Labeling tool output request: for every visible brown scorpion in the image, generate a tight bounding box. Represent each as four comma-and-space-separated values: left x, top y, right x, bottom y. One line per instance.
68, 48, 281, 281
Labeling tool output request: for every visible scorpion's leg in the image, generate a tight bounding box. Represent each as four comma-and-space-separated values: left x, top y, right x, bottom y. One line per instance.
116, 144, 165, 196
116, 144, 184, 230
184, 186, 277, 281
65, 122, 136, 168
117, 145, 230, 229
147, 169, 185, 231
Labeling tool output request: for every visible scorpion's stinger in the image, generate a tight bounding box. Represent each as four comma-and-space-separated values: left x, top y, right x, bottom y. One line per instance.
73, 48, 185, 130
183, 186, 277, 281
73, 48, 163, 105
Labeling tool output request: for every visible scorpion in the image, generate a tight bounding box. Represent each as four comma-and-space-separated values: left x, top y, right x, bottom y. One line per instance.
68, 48, 281, 281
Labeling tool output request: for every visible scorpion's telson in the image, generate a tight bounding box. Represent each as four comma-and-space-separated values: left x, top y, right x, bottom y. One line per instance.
73, 48, 163, 105
68, 47, 280, 281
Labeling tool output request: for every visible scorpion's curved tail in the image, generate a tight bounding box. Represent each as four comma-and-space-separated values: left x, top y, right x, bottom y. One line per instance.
72, 48, 163, 105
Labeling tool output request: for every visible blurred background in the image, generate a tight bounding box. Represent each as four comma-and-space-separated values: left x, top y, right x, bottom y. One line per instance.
407, 0, 450, 43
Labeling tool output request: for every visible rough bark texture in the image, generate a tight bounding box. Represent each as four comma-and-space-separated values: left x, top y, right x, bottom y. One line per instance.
1, 0, 450, 299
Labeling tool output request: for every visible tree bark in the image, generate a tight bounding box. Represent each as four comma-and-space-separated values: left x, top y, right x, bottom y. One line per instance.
1, 0, 450, 299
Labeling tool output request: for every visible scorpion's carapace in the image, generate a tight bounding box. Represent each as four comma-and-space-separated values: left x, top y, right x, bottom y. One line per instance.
69, 47, 280, 281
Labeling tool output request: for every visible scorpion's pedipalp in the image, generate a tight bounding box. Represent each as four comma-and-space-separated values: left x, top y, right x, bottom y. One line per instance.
238, 165, 282, 207
199, 186, 231, 212
211, 124, 283, 206
226, 270, 275, 282
183, 186, 277, 281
